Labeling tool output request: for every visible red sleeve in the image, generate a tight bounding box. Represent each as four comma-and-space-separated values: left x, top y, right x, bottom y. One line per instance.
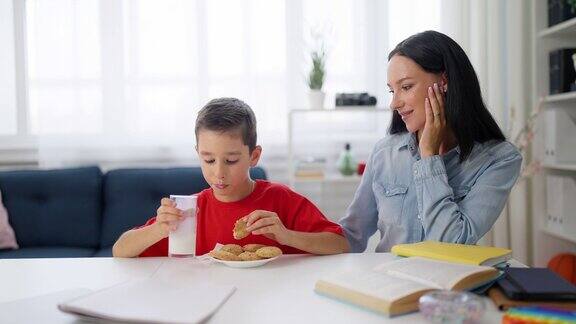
286, 194, 344, 236
135, 217, 168, 257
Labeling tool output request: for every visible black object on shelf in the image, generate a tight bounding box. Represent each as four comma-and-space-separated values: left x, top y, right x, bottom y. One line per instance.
335, 93, 377, 107
549, 48, 576, 95
548, 0, 576, 27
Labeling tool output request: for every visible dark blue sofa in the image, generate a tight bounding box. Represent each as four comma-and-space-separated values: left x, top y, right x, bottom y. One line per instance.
0, 166, 267, 258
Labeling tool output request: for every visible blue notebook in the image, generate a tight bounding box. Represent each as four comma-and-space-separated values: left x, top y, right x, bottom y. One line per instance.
498, 268, 576, 301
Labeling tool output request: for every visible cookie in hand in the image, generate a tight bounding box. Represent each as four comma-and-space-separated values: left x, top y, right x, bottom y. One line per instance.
233, 219, 250, 240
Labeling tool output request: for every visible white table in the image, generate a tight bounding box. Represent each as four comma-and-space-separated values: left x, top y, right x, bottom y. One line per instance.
0, 253, 512, 323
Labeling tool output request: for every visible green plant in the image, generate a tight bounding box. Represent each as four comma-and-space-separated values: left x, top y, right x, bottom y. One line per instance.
307, 49, 326, 90
568, 0, 576, 13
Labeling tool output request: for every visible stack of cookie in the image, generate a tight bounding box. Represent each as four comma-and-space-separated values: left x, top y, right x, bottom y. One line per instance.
210, 244, 283, 262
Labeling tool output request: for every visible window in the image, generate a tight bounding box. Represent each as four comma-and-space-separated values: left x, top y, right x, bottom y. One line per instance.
0, 0, 17, 135
3, 0, 441, 165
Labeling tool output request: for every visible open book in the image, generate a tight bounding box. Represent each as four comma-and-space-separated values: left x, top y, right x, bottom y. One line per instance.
391, 241, 512, 266
58, 278, 235, 323
314, 256, 500, 316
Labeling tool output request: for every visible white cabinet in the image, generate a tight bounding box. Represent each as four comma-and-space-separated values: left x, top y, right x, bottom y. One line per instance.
545, 175, 576, 236
287, 108, 391, 222
532, 1, 576, 266
544, 108, 576, 164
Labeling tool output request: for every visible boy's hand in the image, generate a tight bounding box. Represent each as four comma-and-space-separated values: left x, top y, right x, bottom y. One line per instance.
154, 198, 184, 237
243, 210, 292, 245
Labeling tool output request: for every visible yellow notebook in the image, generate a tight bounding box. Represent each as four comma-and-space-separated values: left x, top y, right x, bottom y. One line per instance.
391, 241, 512, 266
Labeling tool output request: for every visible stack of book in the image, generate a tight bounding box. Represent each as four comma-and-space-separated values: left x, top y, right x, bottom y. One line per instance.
314, 241, 519, 317
314, 256, 501, 316
294, 157, 326, 179
390, 240, 512, 267
489, 267, 576, 311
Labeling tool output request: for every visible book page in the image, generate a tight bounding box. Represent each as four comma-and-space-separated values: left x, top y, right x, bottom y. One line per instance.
373, 257, 493, 289
320, 270, 432, 302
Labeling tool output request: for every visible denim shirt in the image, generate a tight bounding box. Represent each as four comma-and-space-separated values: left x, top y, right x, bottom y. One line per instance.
339, 133, 522, 252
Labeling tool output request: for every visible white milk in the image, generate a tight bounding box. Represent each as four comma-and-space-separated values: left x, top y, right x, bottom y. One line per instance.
168, 195, 197, 257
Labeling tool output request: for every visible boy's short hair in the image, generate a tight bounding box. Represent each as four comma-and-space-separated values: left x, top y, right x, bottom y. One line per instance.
195, 98, 257, 152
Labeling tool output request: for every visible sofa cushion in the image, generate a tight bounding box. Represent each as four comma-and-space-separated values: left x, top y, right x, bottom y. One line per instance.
93, 247, 112, 257
0, 246, 96, 259
100, 167, 267, 249
0, 190, 18, 249
0, 167, 103, 249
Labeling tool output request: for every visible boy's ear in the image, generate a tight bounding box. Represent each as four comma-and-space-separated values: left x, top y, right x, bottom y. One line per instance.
249, 145, 262, 167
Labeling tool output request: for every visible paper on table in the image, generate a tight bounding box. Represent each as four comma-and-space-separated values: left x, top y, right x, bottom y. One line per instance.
58, 277, 235, 324
0, 288, 92, 324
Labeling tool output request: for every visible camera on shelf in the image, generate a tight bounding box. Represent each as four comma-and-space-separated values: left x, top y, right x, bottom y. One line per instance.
335, 92, 377, 107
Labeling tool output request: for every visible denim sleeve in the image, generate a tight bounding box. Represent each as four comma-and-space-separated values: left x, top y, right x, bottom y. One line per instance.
338, 148, 379, 252
413, 146, 522, 244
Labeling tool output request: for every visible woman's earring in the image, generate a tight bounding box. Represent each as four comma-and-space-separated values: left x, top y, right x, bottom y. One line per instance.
443, 85, 447, 93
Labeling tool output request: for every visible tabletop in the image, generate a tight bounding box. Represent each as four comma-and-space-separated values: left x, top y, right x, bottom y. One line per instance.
0, 253, 514, 323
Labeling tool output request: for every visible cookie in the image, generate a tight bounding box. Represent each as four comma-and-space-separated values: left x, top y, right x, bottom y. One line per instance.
210, 250, 242, 261
221, 244, 244, 255
255, 246, 282, 259
238, 251, 263, 261
242, 244, 266, 252
233, 219, 250, 240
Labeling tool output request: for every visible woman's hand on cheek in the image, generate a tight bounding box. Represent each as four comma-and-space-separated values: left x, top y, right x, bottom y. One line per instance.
419, 83, 446, 158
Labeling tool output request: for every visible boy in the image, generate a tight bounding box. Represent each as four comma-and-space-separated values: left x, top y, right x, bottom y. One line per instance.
113, 98, 350, 257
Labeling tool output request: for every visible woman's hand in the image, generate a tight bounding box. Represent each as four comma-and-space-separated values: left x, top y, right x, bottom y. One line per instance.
243, 210, 292, 245
419, 82, 446, 158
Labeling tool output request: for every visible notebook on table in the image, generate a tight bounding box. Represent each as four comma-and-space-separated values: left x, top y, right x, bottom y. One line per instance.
58, 278, 236, 324
391, 240, 512, 266
497, 267, 576, 301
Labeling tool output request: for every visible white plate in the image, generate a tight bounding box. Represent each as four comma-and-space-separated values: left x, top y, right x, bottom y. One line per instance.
210, 255, 279, 268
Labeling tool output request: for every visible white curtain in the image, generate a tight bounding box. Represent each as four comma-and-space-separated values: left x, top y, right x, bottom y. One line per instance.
439, 0, 533, 264
24, 0, 380, 169
0, 0, 17, 136
12, 0, 443, 173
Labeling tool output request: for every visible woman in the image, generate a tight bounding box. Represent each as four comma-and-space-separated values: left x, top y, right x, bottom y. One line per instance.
339, 31, 522, 252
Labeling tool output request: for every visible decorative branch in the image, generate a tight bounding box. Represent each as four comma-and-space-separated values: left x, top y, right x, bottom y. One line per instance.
508, 98, 544, 183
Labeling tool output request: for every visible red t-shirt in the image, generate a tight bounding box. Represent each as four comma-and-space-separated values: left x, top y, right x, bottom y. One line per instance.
138, 180, 343, 257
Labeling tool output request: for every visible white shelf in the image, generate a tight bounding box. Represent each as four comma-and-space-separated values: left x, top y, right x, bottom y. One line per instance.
531, 1, 576, 266
543, 163, 576, 171
289, 107, 389, 113
539, 17, 576, 38
541, 227, 576, 244
544, 92, 576, 104
292, 174, 362, 183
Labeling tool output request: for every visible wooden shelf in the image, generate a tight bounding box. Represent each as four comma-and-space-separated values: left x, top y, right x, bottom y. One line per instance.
543, 163, 576, 171
544, 92, 576, 104
542, 227, 576, 244
539, 17, 576, 38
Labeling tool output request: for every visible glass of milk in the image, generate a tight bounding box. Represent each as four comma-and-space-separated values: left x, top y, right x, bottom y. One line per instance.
168, 195, 197, 257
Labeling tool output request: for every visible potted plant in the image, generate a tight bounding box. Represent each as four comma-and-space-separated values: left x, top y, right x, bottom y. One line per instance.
307, 46, 326, 109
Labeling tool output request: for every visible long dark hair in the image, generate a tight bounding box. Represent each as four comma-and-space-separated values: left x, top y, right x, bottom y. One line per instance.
388, 30, 505, 162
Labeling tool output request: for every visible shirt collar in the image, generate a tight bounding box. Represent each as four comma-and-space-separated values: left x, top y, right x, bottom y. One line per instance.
395, 132, 462, 156
396, 133, 417, 152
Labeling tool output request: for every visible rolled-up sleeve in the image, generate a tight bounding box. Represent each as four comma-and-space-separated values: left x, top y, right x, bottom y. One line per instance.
339, 149, 379, 252
413, 146, 522, 244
